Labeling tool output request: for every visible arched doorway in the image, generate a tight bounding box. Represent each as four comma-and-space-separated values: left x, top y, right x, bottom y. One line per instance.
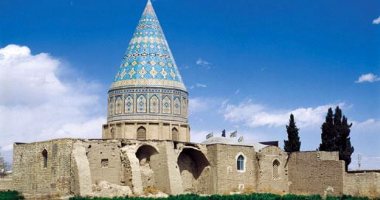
135, 145, 159, 188
177, 148, 210, 193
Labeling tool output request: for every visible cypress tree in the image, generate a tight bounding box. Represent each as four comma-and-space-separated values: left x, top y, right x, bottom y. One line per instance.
319, 108, 335, 151
333, 106, 343, 151
339, 116, 354, 170
319, 106, 354, 171
284, 114, 301, 152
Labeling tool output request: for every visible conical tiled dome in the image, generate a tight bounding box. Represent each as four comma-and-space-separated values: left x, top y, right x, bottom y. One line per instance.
112, 0, 186, 91
103, 0, 190, 142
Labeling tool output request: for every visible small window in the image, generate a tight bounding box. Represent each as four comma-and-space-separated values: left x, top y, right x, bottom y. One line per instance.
172, 127, 179, 141
237, 155, 245, 171
101, 159, 109, 168
273, 160, 280, 179
42, 149, 48, 168
137, 126, 146, 140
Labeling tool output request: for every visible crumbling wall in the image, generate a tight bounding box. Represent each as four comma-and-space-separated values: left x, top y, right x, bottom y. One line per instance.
86, 140, 122, 185
135, 144, 159, 188
161, 141, 183, 195
206, 144, 256, 194
121, 143, 143, 195
257, 146, 288, 194
177, 146, 210, 194
288, 151, 344, 196
12, 139, 75, 197
71, 140, 92, 196
344, 171, 380, 198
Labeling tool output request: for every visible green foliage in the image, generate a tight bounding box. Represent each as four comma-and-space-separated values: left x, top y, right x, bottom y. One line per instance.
282, 194, 321, 200
319, 106, 354, 171
326, 195, 371, 200
319, 108, 336, 151
0, 190, 24, 200
284, 114, 301, 152
339, 116, 354, 171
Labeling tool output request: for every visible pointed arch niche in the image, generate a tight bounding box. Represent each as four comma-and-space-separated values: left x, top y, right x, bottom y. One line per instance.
162, 96, 171, 114
137, 126, 147, 140
273, 159, 280, 179
172, 127, 179, 141
137, 95, 147, 113
149, 95, 159, 113
125, 95, 134, 113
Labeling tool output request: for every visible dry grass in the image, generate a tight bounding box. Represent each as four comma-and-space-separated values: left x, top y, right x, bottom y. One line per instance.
143, 186, 160, 195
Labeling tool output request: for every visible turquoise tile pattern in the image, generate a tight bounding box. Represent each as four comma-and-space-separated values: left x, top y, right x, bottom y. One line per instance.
112, 0, 186, 91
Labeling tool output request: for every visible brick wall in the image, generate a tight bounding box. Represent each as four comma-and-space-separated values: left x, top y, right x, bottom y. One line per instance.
257, 146, 289, 194
288, 151, 344, 196
12, 139, 75, 197
206, 144, 257, 194
344, 171, 380, 198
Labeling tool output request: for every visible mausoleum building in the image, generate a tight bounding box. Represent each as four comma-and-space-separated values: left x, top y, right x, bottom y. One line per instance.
0, 1, 379, 199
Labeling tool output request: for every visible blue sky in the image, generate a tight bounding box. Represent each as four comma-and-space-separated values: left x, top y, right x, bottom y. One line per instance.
0, 0, 379, 169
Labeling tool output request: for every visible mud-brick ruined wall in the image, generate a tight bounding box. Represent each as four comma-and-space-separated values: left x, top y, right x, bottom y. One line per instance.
206, 144, 256, 194
288, 151, 344, 196
344, 171, 380, 198
86, 140, 122, 185
257, 146, 289, 194
12, 139, 75, 196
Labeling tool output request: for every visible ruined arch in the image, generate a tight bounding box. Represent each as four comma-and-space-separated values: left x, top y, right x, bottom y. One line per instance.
135, 145, 159, 189
137, 126, 146, 140
177, 147, 210, 193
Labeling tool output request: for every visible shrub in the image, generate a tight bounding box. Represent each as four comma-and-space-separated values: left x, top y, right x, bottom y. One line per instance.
0, 190, 24, 200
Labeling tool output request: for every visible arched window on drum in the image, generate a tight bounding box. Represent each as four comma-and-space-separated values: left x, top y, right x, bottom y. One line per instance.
172, 127, 179, 141
137, 126, 146, 140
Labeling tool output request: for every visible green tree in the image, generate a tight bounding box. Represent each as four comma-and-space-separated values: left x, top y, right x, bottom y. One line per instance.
319, 106, 354, 171
319, 108, 336, 151
338, 116, 354, 170
284, 114, 301, 152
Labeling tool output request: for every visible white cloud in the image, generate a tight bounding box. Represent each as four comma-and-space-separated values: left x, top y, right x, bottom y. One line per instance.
195, 58, 211, 69
223, 100, 344, 128
190, 83, 207, 89
373, 16, 380, 25
352, 118, 380, 134
195, 83, 207, 88
355, 73, 380, 83
0, 44, 105, 156
190, 130, 212, 143
189, 97, 211, 114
